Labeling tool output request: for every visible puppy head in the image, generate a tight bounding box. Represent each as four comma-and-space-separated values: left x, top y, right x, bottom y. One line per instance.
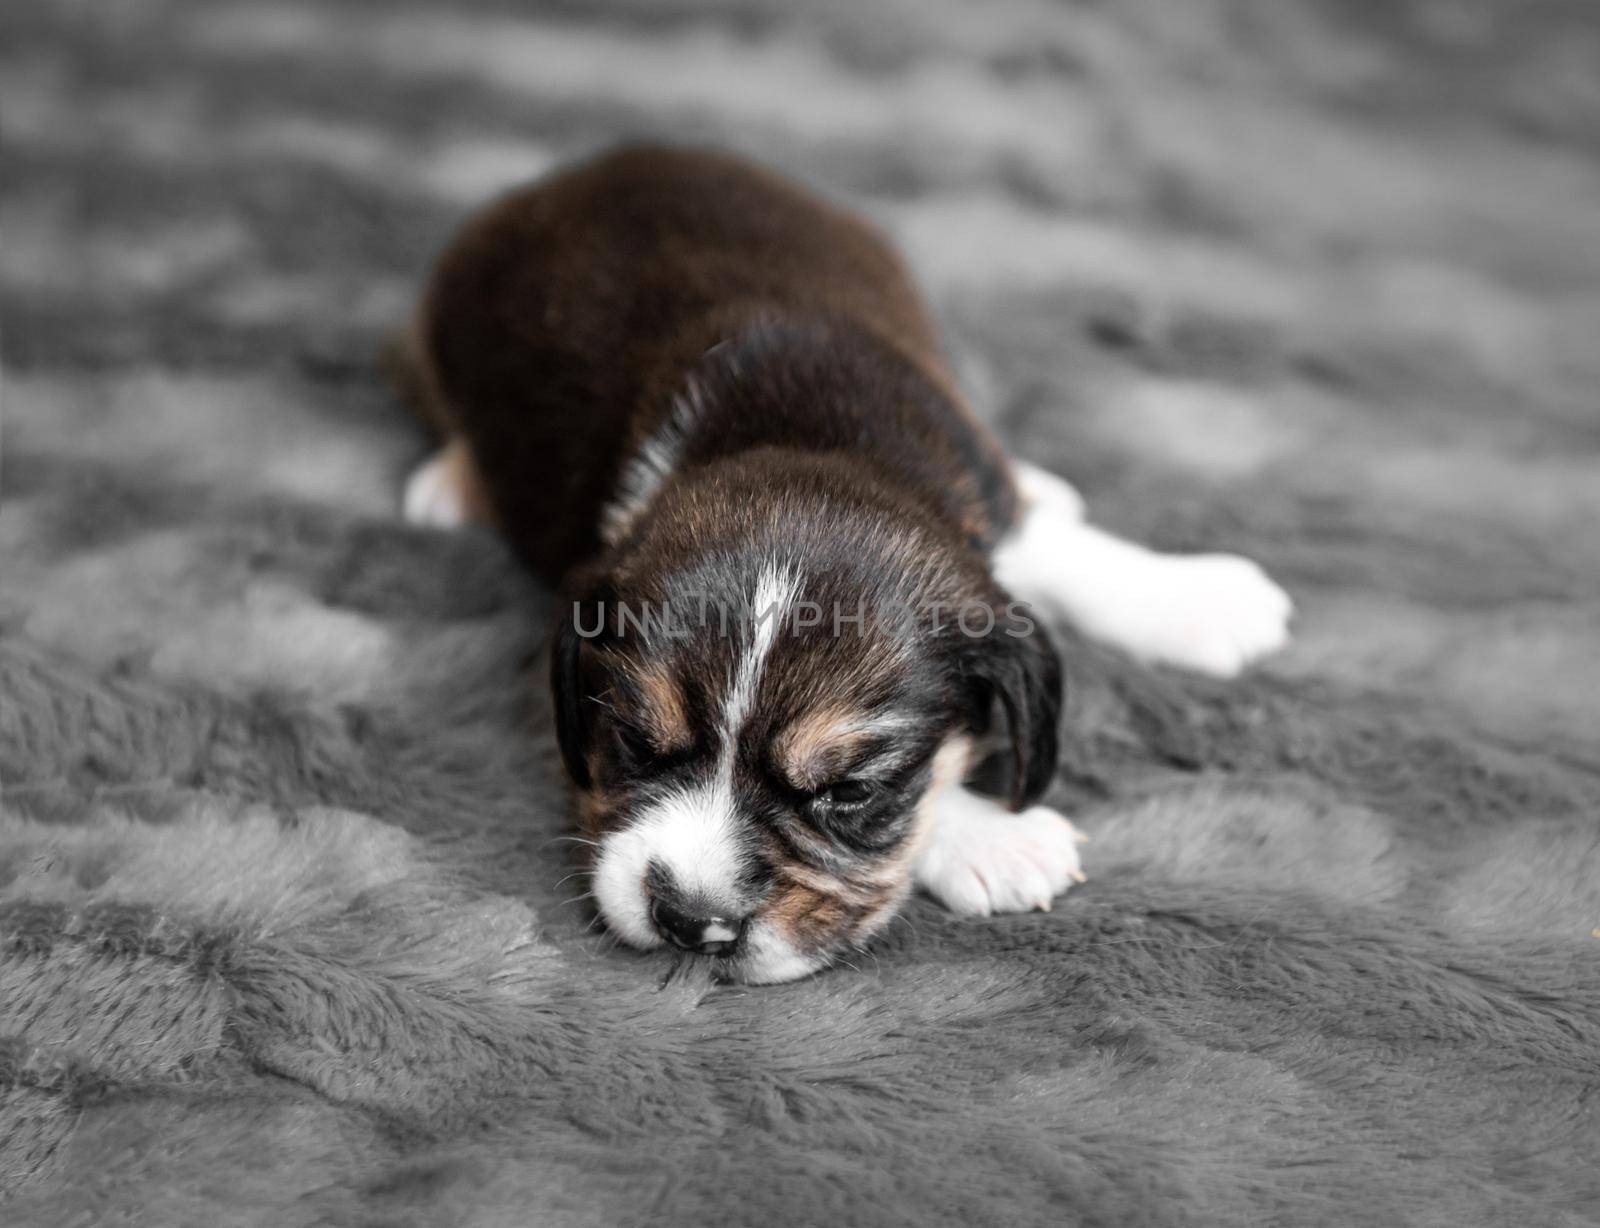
551, 460, 1060, 982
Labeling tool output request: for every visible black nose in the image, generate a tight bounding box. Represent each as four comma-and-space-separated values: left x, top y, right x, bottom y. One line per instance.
649, 893, 745, 955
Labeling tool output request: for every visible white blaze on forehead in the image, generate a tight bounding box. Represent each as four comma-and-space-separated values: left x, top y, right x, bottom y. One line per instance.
724, 562, 800, 734
591, 561, 801, 949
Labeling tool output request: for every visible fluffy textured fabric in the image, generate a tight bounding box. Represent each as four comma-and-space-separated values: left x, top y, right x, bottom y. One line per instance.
4, 1, 1600, 1224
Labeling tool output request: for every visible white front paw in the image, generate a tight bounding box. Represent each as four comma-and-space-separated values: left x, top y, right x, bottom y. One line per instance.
915, 788, 1086, 916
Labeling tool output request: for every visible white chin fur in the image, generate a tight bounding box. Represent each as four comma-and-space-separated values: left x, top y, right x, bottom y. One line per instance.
731, 920, 822, 984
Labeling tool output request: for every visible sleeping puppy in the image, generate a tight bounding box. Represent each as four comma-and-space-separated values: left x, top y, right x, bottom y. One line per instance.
395, 145, 1291, 983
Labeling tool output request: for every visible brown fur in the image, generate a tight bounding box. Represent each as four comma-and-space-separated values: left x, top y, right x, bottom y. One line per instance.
405, 144, 1018, 581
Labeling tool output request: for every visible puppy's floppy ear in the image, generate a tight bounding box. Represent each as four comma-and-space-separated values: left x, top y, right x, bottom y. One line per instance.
549, 577, 614, 789
959, 614, 1062, 810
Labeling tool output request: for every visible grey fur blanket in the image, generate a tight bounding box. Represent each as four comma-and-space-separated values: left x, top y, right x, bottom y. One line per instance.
4, 1, 1599, 1224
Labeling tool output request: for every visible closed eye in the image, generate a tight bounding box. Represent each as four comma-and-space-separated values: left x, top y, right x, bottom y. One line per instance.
801, 777, 906, 852
612, 720, 660, 769
811, 779, 876, 810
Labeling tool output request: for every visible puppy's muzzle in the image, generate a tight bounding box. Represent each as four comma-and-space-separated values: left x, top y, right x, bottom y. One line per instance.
646, 862, 749, 955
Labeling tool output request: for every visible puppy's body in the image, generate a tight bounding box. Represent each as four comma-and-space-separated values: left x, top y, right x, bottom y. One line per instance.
410, 147, 1011, 580
400, 146, 1290, 982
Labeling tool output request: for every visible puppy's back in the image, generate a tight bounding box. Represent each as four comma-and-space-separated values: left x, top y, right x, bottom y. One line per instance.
412, 146, 972, 578
427, 145, 951, 391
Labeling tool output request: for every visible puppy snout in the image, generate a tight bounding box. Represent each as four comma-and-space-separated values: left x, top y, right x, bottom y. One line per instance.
646, 869, 747, 955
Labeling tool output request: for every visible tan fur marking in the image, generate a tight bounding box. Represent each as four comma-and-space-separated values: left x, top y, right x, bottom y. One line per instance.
764, 881, 855, 949
771, 858, 883, 908
772, 706, 874, 790
626, 664, 693, 753
906, 735, 973, 858
578, 788, 615, 837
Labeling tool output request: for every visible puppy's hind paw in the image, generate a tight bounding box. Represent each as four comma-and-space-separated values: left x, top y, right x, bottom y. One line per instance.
1128, 551, 1292, 678
915, 787, 1086, 916
1045, 543, 1292, 678
402, 448, 469, 528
